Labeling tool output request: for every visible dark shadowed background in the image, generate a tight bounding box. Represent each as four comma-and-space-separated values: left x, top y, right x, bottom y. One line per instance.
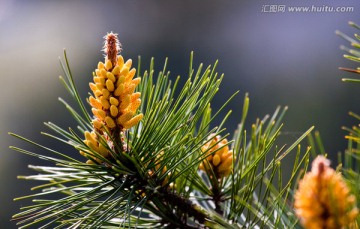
1, 0, 360, 227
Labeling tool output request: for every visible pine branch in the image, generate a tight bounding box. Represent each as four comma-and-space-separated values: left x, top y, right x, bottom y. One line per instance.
337, 21, 360, 81
10, 33, 315, 228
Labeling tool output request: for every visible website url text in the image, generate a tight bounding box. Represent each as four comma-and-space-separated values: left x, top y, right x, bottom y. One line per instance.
261, 5, 354, 13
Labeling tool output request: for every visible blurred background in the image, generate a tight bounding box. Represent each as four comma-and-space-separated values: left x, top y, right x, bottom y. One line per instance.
1, 0, 360, 227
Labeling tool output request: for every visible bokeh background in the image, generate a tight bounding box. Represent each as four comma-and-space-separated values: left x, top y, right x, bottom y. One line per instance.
1, 0, 360, 227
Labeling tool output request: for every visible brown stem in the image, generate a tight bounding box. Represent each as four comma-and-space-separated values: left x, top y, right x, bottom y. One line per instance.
133, 174, 207, 227
158, 189, 207, 224
212, 183, 224, 216
104, 32, 121, 68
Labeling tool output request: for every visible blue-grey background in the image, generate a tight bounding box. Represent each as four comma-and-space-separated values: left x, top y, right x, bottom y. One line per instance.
1, 0, 360, 227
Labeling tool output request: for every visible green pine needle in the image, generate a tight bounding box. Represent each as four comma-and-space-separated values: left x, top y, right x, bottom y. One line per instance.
10, 50, 313, 228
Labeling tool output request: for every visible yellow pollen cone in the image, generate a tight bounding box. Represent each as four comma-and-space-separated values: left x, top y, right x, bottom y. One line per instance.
110, 105, 118, 117
132, 77, 141, 87
94, 90, 102, 97
132, 92, 141, 100
118, 112, 133, 125
109, 97, 119, 106
112, 65, 120, 75
95, 69, 101, 77
101, 89, 110, 99
105, 60, 112, 70
89, 83, 97, 92
123, 114, 143, 129
106, 79, 115, 92
97, 62, 105, 70
221, 151, 232, 161
114, 84, 124, 96
218, 156, 232, 173
116, 76, 126, 86
127, 68, 136, 80
92, 120, 102, 129
117, 55, 124, 68
105, 116, 116, 128
89, 96, 102, 109
88, 39, 143, 132
81, 34, 144, 163
124, 59, 132, 68
95, 81, 104, 89
106, 72, 116, 82
100, 97, 110, 109
294, 155, 358, 229
119, 95, 131, 110
124, 84, 136, 95
129, 99, 141, 113
100, 69, 107, 78
120, 66, 129, 77
96, 109, 106, 120
199, 135, 233, 179
212, 154, 221, 166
